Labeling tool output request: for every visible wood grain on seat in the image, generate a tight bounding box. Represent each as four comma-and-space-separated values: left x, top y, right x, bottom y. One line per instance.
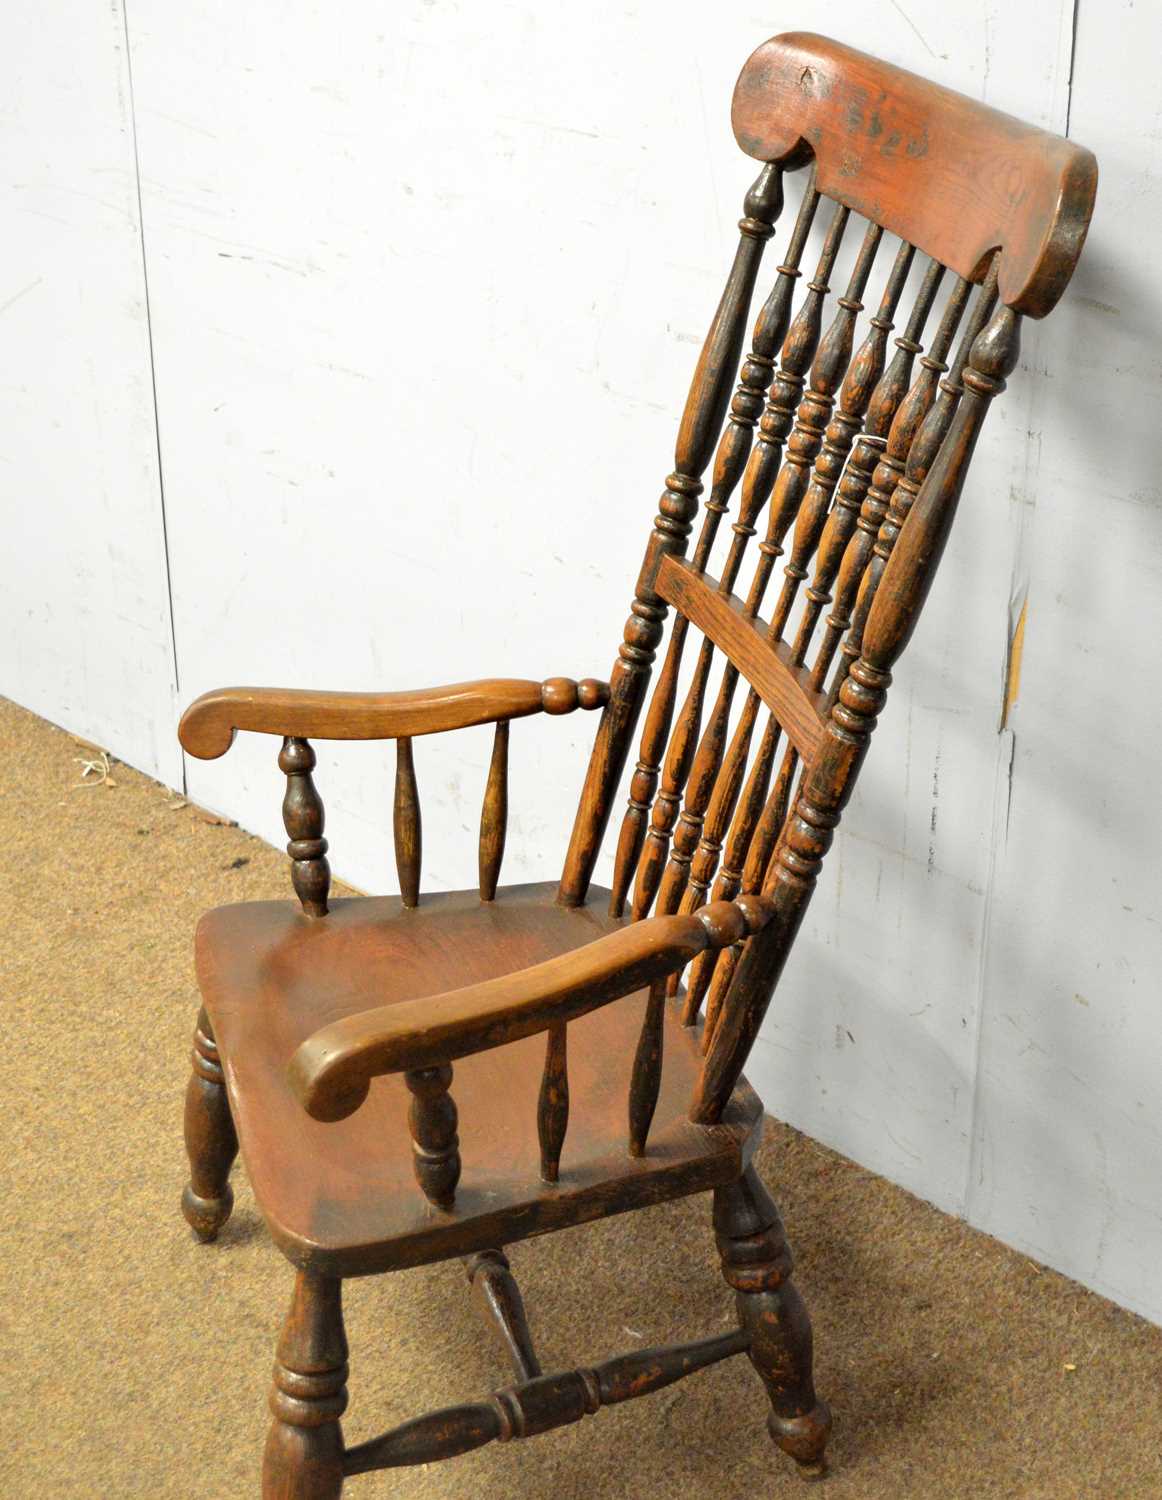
196, 883, 762, 1277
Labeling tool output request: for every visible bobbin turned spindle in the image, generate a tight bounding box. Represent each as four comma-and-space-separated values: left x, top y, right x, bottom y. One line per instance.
280, 736, 330, 917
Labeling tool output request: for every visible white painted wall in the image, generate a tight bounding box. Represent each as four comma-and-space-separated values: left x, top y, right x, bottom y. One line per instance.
5, 2, 1160, 1322
0, 3, 180, 783
965, 0, 1162, 1320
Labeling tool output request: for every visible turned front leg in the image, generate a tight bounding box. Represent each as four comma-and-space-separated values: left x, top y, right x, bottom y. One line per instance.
181, 1007, 238, 1241
263, 1271, 348, 1500
714, 1166, 831, 1478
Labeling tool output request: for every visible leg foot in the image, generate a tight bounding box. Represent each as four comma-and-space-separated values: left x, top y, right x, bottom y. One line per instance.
263, 1271, 348, 1499
714, 1166, 832, 1478
182, 1008, 238, 1242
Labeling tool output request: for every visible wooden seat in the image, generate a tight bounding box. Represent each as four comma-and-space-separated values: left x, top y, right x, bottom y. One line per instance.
172, 31, 1097, 1498
197, 883, 761, 1276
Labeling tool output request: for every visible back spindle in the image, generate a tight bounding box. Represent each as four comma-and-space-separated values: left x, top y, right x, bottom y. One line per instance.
394, 736, 422, 909
608, 173, 820, 918
279, 736, 330, 918
625, 188, 830, 925
739, 199, 852, 620
676, 228, 906, 971
680, 246, 930, 1023
682, 742, 796, 1030
787, 235, 919, 665
559, 161, 785, 908
650, 207, 873, 932
628, 199, 852, 926
804, 254, 949, 690
831, 259, 998, 706
812, 270, 972, 701
721, 268, 981, 934
766, 216, 886, 641
692, 288, 1024, 1128
479, 721, 509, 902
764, 242, 980, 849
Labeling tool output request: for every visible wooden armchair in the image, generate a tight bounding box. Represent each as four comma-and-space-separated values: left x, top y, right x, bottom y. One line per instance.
176, 33, 1096, 1497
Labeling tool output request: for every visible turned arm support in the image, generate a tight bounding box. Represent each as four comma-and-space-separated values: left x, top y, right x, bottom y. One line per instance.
178, 676, 609, 760
288, 895, 774, 1122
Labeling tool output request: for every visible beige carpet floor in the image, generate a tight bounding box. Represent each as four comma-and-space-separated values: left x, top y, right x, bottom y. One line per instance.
4, 694, 1161, 1499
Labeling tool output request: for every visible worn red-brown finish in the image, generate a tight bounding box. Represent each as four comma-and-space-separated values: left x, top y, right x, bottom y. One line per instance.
196, 884, 762, 1276
176, 30, 1096, 1498
657, 556, 827, 761
732, 32, 1096, 317
179, 676, 608, 760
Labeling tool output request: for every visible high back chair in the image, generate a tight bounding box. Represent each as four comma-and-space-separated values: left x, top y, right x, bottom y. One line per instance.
176, 32, 1096, 1496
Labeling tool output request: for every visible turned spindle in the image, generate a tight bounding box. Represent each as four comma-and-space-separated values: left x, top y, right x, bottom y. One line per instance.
683, 264, 979, 1020
739, 200, 852, 619
628, 980, 667, 1157
394, 736, 422, 909
681, 227, 954, 1009
628, 196, 850, 924
405, 1065, 461, 1208
464, 1250, 542, 1381
831, 263, 997, 705
560, 162, 785, 908
804, 253, 949, 689
479, 721, 509, 902
694, 290, 1022, 1126
786, 236, 918, 665
652, 207, 871, 929
679, 242, 918, 970
765, 217, 886, 643
280, 737, 330, 918
537, 1021, 569, 1182
608, 173, 818, 917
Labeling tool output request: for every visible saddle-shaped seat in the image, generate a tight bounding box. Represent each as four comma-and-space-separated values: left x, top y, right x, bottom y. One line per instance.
196, 882, 761, 1276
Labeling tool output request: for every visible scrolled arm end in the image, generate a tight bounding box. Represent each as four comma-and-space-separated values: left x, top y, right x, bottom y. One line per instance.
179, 690, 244, 760
288, 1029, 372, 1122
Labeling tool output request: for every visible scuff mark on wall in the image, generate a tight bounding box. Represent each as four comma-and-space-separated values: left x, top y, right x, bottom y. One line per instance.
996, 580, 1028, 842
927, 743, 941, 875
1000, 587, 1028, 730
1000, 728, 1017, 844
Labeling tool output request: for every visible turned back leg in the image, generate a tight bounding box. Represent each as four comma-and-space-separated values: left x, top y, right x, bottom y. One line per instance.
714, 1165, 832, 1478
263, 1271, 348, 1500
182, 1007, 238, 1241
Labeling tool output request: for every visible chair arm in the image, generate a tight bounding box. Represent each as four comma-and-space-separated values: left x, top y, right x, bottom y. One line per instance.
288, 895, 774, 1121
178, 677, 609, 760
